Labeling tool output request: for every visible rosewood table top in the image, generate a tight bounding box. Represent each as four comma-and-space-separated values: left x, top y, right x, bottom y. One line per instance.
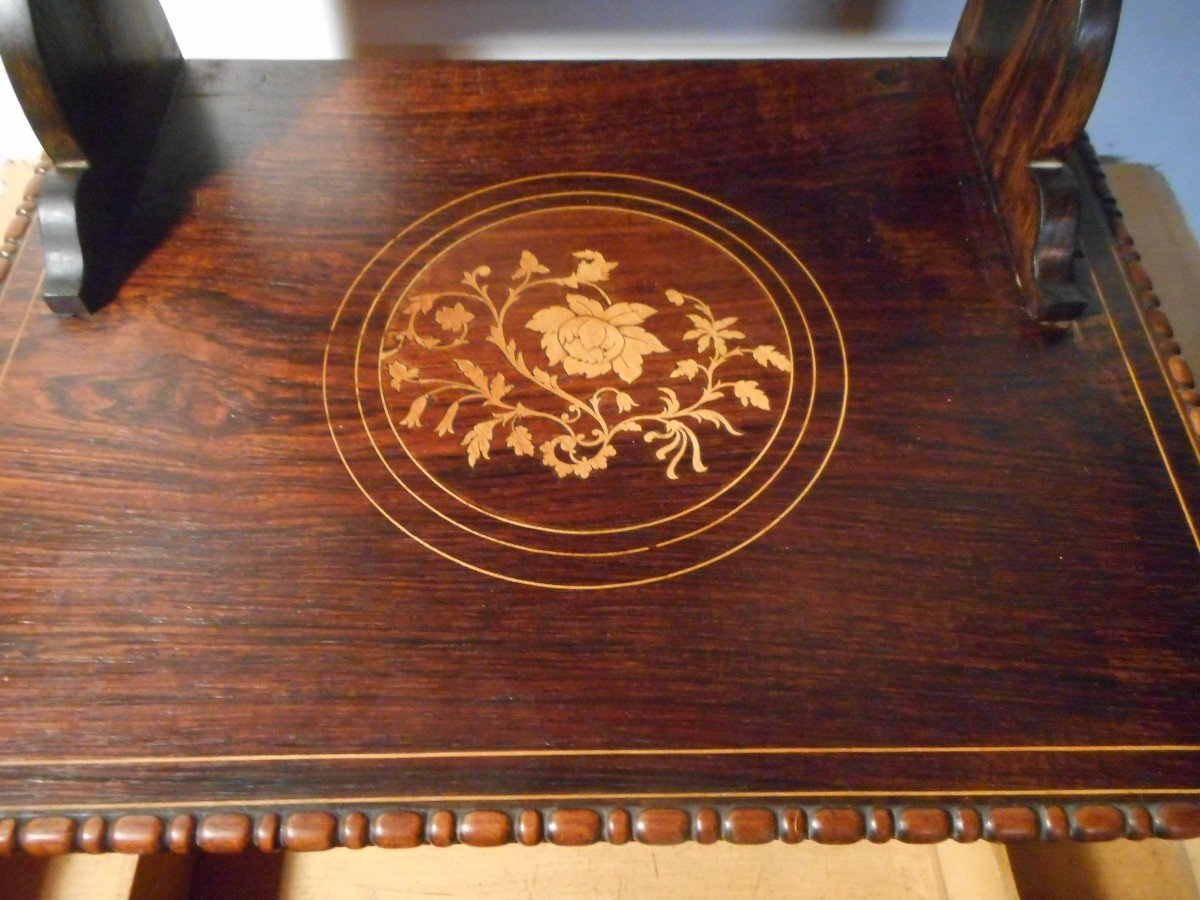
0, 59, 1197, 852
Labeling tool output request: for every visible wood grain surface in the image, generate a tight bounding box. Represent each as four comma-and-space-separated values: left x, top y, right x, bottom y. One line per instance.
0, 57, 1197, 847
0, 0, 182, 314
951, 0, 1120, 320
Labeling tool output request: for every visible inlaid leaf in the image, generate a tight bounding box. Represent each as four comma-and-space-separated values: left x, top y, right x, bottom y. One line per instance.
671, 359, 701, 380
401, 294, 438, 315
733, 380, 770, 411
614, 391, 636, 413
488, 373, 512, 402
689, 408, 741, 434
506, 425, 535, 456
752, 344, 793, 373
531, 367, 557, 390
463, 418, 497, 467
455, 358, 491, 393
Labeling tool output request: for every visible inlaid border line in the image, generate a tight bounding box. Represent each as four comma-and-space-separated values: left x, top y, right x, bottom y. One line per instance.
1087, 250, 1200, 552
11, 787, 1200, 814
0, 271, 45, 393
2, 743, 1198, 769
1, 172, 1193, 797
325, 172, 849, 590
1076, 143, 1200, 464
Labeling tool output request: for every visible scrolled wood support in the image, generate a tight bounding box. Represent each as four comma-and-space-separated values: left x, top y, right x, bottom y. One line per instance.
951, 0, 1121, 321
1, 801, 1198, 855
0, 0, 181, 315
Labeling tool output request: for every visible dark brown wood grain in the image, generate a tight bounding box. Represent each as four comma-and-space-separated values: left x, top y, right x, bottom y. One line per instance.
951, 0, 1121, 320
370, 812, 422, 849
897, 809, 952, 844
340, 812, 369, 850
516, 809, 542, 846
607, 810, 633, 846
253, 814, 281, 853
0, 804, 1194, 853
636, 809, 691, 846
0, 0, 182, 314
110, 815, 164, 854
810, 809, 866, 845
547, 809, 602, 846
1071, 805, 1124, 842
695, 808, 720, 844
0, 29, 1197, 853
196, 815, 252, 855
724, 809, 777, 845
282, 812, 337, 852
459, 811, 512, 848
18, 818, 74, 856
428, 811, 455, 849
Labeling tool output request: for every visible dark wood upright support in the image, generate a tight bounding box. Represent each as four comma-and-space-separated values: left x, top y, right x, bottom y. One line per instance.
951, 0, 1121, 321
0, 0, 181, 315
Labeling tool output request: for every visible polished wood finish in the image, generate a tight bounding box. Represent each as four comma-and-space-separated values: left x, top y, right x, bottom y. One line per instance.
516, 809, 543, 846
951, 0, 1120, 320
110, 815, 164, 855
427, 812, 456, 849
0, 0, 181, 314
459, 811, 513, 848
695, 808, 721, 844
898, 808, 954, 844
607, 810, 633, 846
546, 809, 602, 847
0, 55, 1196, 847
369, 812, 422, 849
195, 815, 252, 855
0, 0, 1196, 855
19, 818, 75, 856
282, 813, 337, 852
724, 808, 777, 845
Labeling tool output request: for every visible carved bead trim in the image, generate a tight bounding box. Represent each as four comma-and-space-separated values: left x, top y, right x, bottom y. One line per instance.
2, 802, 1197, 855
1076, 138, 1200, 441
0, 158, 49, 288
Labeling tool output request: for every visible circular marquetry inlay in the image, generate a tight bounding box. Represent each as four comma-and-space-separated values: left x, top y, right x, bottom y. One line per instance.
325, 174, 846, 589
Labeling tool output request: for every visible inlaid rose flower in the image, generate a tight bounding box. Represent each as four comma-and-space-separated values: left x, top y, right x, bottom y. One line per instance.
384, 249, 784, 480
525, 294, 668, 383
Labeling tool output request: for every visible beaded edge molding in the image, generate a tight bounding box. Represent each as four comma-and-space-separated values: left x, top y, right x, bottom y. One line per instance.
0, 158, 48, 287
1075, 138, 1200, 435
0, 803, 1199, 856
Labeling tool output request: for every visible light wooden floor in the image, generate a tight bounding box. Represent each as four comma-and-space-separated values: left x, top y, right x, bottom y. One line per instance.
1, 160, 1198, 898
1, 839, 1200, 899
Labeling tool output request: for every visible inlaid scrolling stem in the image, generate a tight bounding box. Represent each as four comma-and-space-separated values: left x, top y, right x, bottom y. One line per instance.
383, 249, 791, 480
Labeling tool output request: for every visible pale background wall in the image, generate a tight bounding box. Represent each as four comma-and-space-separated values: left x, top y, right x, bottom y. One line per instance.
1, 0, 1197, 231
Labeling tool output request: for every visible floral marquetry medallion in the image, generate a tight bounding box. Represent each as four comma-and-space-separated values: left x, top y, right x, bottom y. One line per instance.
384, 244, 792, 483
325, 174, 847, 588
